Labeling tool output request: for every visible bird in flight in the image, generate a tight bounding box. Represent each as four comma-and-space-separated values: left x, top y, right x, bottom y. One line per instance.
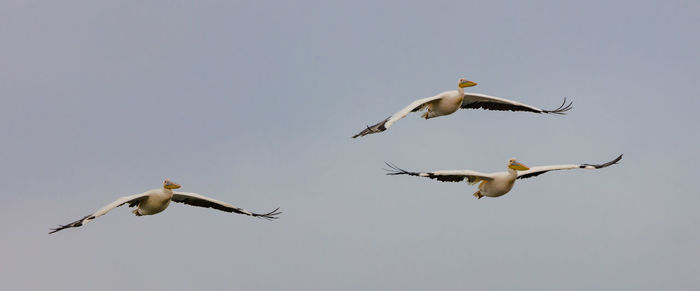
353, 78, 572, 138
49, 179, 281, 234
385, 154, 622, 199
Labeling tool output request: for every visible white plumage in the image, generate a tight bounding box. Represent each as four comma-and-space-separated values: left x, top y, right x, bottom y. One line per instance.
49, 179, 281, 234
353, 78, 572, 138
385, 155, 622, 199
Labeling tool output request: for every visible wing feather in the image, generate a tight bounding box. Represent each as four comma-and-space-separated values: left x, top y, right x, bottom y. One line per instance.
461, 93, 572, 114
384, 162, 494, 184
172, 192, 281, 220
352, 95, 443, 138
517, 154, 623, 179
49, 192, 150, 234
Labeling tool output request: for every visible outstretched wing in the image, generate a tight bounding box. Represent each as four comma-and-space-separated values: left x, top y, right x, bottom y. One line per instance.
461, 93, 572, 114
352, 95, 444, 138
384, 162, 494, 184
172, 192, 281, 220
517, 154, 623, 179
49, 192, 149, 234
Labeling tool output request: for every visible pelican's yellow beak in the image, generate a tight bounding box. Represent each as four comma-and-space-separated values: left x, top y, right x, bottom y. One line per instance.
509, 161, 530, 171
163, 180, 181, 189
459, 80, 478, 88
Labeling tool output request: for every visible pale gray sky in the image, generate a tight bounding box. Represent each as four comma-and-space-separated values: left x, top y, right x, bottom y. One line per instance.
1, 1, 698, 290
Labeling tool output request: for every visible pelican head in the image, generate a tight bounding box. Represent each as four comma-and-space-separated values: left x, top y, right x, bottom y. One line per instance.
508, 159, 530, 171
163, 179, 181, 189
458, 78, 478, 88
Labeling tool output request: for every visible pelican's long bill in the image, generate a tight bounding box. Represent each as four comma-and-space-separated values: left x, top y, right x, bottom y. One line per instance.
458, 79, 477, 88
163, 179, 181, 189
508, 160, 530, 171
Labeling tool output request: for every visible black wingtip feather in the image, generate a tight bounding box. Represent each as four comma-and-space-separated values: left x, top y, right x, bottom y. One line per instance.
583, 154, 623, 169
352, 116, 390, 138
48, 214, 93, 234
383, 162, 418, 176
542, 97, 573, 115
253, 207, 282, 220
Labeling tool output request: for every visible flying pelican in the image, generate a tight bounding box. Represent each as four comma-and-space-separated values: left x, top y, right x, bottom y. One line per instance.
49, 179, 281, 234
384, 155, 622, 199
352, 78, 572, 138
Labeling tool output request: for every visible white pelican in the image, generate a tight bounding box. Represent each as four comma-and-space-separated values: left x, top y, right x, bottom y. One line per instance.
384, 155, 622, 199
49, 179, 281, 234
352, 78, 573, 138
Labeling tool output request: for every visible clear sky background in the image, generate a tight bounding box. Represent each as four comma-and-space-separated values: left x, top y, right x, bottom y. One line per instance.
1, 1, 698, 290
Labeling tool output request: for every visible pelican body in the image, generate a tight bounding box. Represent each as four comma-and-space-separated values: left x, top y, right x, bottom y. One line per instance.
385, 155, 622, 199
49, 179, 281, 234
419, 79, 474, 119
132, 180, 178, 216
353, 78, 572, 138
473, 161, 525, 198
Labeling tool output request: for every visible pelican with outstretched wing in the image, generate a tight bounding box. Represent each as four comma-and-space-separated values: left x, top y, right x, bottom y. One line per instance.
49, 179, 281, 234
352, 78, 572, 138
385, 155, 622, 199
